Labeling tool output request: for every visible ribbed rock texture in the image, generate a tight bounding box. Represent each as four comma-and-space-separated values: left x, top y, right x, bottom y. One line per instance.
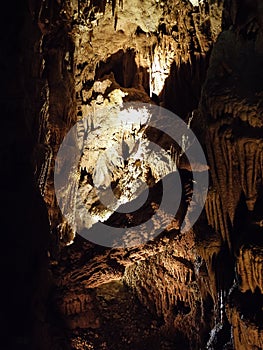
201, 0, 263, 348
5, 0, 263, 349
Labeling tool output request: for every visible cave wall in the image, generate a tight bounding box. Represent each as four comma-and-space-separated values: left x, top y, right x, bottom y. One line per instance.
201, 0, 263, 348
5, 0, 263, 349
1, 1, 53, 349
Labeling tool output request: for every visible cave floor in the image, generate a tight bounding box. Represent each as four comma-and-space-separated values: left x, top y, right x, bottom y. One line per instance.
70, 280, 177, 350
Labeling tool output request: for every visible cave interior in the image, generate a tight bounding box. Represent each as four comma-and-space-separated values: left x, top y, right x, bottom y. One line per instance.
1, 0, 263, 349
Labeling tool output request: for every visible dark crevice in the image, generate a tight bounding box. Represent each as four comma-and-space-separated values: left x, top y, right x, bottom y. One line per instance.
159, 50, 212, 120
95, 49, 138, 88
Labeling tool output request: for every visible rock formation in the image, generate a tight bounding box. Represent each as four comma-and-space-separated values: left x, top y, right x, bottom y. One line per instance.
2, 0, 262, 349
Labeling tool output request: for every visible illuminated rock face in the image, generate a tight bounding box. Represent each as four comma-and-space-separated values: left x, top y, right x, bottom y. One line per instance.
58, 90, 180, 238
12, 0, 263, 349
36, 0, 223, 247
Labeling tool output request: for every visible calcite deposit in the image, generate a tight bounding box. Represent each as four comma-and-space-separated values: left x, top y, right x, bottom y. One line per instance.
3, 0, 263, 349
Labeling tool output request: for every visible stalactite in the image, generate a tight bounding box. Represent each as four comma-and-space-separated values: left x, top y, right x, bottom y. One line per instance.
77, 0, 80, 17
37, 145, 52, 197
227, 306, 263, 350
237, 246, 263, 293
205, 190, 229, 246
112, 0, 116, 16
114, 12, 118, 30
237, 139, 263, 211
38, 101, 49, 144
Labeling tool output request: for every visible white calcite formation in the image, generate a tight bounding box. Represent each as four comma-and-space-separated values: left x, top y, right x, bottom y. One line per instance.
55, 84, 181, 245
